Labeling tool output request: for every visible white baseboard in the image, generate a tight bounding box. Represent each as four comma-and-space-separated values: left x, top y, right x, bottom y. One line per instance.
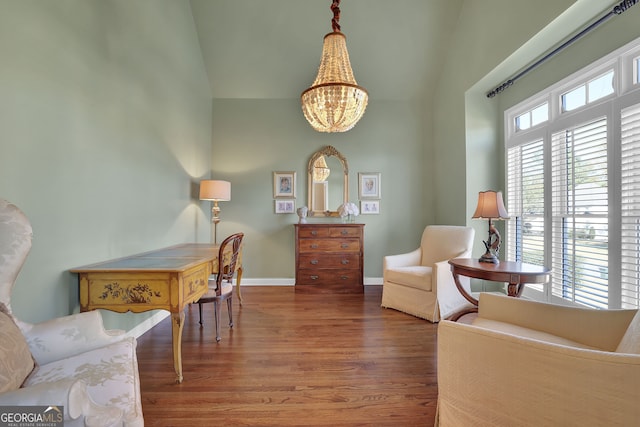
364, 277, 383, 285
127, 277, 384, 337
126, 310, 170, 339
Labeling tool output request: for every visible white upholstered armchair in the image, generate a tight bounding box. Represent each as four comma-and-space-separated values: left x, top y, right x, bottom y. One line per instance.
437, 293, 640, 426
381, 225, 475, 322
0, 199, 143, 426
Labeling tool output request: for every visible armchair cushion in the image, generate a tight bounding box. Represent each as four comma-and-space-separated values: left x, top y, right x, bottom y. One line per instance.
0, 306, 35, 393
25, 336, 142, 426
471, 317, 600, 350
384, 266, 432, 291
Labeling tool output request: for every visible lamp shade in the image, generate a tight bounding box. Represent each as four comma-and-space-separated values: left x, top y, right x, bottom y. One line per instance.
199, 180, 231, 201
472, 190, 509, 219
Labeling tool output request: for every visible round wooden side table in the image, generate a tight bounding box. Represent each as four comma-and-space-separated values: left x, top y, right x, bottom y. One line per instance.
448, 258, 551, 321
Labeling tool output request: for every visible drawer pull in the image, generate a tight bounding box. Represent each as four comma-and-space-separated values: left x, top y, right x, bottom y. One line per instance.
341, 243, 349, 249
310, 275, 319, 280
340, 275, 349, 280
310, 259, 319, 265
311, 230, 318, 236
341, 230, 348, 235
311, 244, 319, 249
341, 259, 349, 265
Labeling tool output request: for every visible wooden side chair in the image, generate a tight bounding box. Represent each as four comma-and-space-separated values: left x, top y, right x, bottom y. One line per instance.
196, 232, 244, 342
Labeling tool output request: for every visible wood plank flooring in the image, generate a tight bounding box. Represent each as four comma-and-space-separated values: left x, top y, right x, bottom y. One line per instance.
136, 285, 438, 426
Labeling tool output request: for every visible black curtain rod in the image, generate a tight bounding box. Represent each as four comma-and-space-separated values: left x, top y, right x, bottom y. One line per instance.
486, 0, 639, 98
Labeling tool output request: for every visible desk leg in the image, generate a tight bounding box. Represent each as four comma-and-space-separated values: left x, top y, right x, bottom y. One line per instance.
236, 266, 244, 306
171, 311, 185, 384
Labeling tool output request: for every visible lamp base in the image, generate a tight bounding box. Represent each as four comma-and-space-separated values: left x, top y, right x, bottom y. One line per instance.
478, 251, 499, 264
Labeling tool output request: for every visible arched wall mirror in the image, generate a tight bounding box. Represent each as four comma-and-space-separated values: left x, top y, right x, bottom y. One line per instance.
307, 145, 348, 217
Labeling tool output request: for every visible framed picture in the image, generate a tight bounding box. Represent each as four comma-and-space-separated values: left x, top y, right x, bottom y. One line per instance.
360, 200, 380, 215
273, 171, 296, 198
275, 199, 295, 214
358, 172, 381, 199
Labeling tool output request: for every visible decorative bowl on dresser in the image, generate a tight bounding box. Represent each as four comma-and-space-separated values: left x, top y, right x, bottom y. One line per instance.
294, 223, 364, 293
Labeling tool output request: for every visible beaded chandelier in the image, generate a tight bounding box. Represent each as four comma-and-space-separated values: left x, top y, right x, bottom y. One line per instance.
312, 155, 330, 182
301, 0, 368, 133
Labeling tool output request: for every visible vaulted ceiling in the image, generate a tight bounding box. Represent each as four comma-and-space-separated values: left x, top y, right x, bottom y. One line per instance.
190, 0, 463, 100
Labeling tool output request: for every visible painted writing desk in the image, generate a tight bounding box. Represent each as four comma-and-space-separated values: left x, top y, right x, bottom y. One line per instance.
70, 243, 243, 383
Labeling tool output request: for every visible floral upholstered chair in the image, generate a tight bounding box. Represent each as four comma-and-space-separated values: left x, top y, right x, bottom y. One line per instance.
0, 199, 143, 426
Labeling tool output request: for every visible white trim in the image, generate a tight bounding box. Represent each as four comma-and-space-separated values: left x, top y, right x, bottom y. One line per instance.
126, 310, 170, 339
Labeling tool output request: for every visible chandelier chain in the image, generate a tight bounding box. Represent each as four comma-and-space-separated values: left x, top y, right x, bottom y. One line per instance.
331, 0, 341, 32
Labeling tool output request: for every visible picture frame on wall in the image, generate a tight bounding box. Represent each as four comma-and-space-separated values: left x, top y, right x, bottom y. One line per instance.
275, 199, 295, 214
358, 172, 381, 199
273, 171, 296, 198
360, 200, 380, 214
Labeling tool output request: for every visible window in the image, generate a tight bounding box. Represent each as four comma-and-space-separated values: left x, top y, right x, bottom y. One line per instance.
507, 140, 545, 286
621, 103, 640, 308
550, 118, 608, 308
515, 103, 548, 131
506, 36, 640, 309
560, 70, 614, 112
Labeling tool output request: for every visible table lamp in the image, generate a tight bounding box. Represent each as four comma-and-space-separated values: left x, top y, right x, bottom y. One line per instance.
472, 190, 509, 264
199, 180, 231, 244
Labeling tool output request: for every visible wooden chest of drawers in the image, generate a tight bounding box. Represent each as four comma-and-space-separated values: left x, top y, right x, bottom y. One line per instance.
294, 223, 364, 293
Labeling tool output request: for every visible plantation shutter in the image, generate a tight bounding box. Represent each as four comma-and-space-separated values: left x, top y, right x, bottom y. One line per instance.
550, 117, 609, 308
621, 102, 640, 309
507, 140, 545, 293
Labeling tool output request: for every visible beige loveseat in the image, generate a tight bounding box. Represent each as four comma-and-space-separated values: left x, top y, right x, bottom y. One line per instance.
0, 199, 143, 426
437, 293, 640, 426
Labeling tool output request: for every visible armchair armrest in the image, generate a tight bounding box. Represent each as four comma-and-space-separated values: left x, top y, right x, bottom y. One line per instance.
433, 251, 474, 320
383, 248, 421, 270
0, 379, 123, 426
437, 320, 640, 426
20, 310, 125, 365
478, 293, 636, 351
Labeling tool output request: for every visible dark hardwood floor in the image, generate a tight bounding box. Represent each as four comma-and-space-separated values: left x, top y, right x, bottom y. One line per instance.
136, 285, 438, 426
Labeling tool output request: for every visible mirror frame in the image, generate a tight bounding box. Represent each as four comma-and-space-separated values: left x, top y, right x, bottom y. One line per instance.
307, 145, 349, 217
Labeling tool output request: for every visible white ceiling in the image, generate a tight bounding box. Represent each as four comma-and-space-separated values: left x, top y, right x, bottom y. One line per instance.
190, 0, 464, 100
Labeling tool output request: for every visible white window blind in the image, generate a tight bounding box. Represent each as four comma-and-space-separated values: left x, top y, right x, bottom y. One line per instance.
507, 140, 545, 293
550, 118, 608, 308
621, 102, 640, 309
506, 36, 640, 309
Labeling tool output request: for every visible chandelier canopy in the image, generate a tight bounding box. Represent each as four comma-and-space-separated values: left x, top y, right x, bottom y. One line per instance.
301, 0, 368, 133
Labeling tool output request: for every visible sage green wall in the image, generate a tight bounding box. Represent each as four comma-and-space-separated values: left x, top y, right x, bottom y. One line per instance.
433, 0, 577, 254
211, 98, 432, 279
0, 1, 212, 328
4, 0, 637, 333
